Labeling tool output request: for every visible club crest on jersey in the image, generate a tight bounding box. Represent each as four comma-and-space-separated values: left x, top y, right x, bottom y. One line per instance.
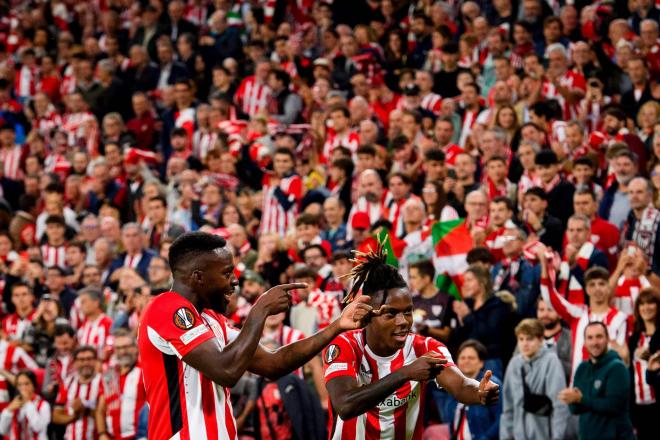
173, 307, 196, 330
325, 344, 340, 364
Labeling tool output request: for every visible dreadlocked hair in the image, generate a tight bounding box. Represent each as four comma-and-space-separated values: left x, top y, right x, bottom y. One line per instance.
343, 237, 406, 304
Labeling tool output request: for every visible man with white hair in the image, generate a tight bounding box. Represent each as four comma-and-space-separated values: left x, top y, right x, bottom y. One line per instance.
358, 119, 380, 146
624, 177, 660, 276
544, 43, 586, 120
415, 70, 442, 115
639, 19, 660, 77
348, 95, 371, 126
399, 197, 434, 282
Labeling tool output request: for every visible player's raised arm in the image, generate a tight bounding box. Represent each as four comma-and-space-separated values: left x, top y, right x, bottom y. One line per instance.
436, 366, 499, 405
183, 282, 304, 387
247, 295, 373, 379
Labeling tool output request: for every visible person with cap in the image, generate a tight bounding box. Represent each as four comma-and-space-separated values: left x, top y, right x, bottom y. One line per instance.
521, 187, 564, 253
534, 149, 575, 227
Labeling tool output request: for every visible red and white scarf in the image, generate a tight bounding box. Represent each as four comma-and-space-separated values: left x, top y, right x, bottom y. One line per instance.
632, 205, 660, 266
558, 242, 595, 305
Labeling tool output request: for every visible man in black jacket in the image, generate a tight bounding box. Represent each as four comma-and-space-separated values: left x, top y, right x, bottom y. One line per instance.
522, 187, 564, 252
534, 150, 575, 226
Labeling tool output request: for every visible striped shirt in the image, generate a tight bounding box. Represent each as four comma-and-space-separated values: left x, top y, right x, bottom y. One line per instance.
540, 277, 627, 381
0, 144, 24, 181
260, 173, 302, 235
57, 374, 104, 440
1, 311, 35, 342
0, 340, 38, 373
103, 366, 147, 440
234, 76, 271, 117
138, 292, 239, 440
77, 314, 113, 354
0, 395, 50, 440
324, 330, 455, 440
322, 129, 360, 164
41, 244, 67, 268
632, 333, 656, 405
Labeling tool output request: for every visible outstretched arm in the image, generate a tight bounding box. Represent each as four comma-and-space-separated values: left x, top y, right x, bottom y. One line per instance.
248, 297, 372, 379
436, 367, 499, 405
183, 284, 302, 387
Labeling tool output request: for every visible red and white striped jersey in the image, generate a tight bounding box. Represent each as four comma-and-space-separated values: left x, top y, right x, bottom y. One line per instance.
420, 93, 442, 115
33, 110, 63, 140
305, 289, 341, 330
62, 112, 96, 146
632, 333, 656, 405
0, 395, 50, 440
193, 129, 219, 161
77, 314, 113, 354
540, 277, 627, 380
457, 110, 478, 148
260, 173, 302, 235
1, 311, 36, 342
542, 70, 586, 120
234, 76, 271, 117
103, 365, 147, 440
323, 330, 455, 440
613, 275, 651, 317
41, 244, 67, 268
0, 144, 24, 181
138, 292, 239, 440
0, 340, 38, 373
384, 193, 421, 238
322, 129, 360, 164
262, 324, 306, 377
14, 64, 38, 98
56, 374, 105, 440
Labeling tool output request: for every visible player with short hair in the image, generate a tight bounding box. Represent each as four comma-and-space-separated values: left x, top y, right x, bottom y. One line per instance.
138, 232, 371, 440
324, 241, 499, 439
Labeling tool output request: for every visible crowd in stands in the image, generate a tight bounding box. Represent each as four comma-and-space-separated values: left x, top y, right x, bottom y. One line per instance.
0, 0, 658, 438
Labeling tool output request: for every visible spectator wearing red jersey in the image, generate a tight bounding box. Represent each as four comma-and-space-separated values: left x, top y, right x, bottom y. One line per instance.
76, 288, 113, 356
290, 266, 341, 337
572, 188, 619, 269
96, 329, 146, 440
1, 282, 35, 345
52, 345, 105, 440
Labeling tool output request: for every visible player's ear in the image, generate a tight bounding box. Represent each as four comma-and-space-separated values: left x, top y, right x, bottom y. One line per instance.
191, 269, 203, 285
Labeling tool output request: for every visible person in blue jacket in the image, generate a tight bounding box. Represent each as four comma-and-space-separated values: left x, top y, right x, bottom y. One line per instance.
435, 339, 502, 440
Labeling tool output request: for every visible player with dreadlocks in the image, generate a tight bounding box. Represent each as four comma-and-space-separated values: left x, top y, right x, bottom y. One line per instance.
323, 239, 499, 439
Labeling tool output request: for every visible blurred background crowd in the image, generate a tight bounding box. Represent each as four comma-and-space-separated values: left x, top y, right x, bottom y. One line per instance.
0, 0, 657, 439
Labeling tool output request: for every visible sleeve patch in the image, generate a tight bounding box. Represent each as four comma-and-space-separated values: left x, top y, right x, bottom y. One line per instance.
325, 344, 341, 364
173, 307, 196, 330
180, 324, 210, 345
325, 362, 348, 377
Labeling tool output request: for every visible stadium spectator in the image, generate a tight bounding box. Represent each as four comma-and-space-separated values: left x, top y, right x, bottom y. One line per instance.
435, 340, 502, 440
500, 319, 569, 440
559, 322, 634, 440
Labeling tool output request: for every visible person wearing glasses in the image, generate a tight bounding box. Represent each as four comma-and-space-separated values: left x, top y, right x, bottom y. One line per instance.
52, 346, 104, 440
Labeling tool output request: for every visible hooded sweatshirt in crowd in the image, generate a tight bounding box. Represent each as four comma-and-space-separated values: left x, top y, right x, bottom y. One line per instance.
500, 346, 570, 440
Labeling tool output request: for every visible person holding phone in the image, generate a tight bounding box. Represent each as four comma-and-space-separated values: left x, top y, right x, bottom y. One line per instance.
0, 370, 51, 439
